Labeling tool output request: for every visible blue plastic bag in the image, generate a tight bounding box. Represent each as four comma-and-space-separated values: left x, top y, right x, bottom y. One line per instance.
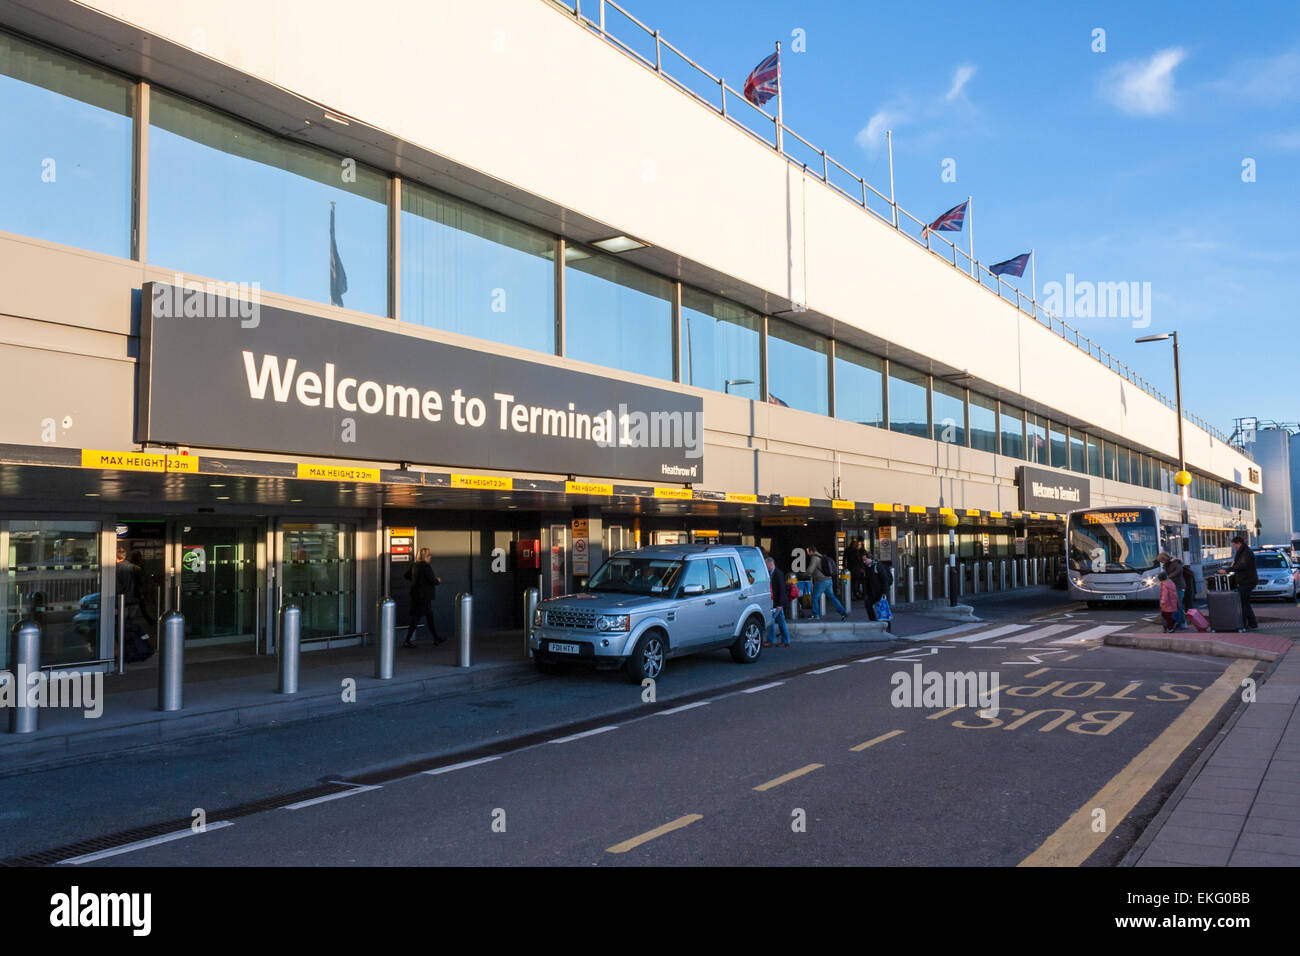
875, 597, 893, 621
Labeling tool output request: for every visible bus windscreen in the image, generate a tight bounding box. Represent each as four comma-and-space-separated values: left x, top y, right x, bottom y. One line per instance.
1068, 510, 1161, 573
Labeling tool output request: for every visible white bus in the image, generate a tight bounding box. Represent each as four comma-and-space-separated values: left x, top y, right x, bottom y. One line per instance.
1065, 505, 1203, 607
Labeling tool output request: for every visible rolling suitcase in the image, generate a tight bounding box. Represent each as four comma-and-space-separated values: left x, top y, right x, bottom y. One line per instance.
1205, 574, 1243, 632
1186, 607, 1210, 632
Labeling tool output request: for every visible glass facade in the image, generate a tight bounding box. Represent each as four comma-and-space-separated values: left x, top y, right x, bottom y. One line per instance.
0, 33, 133, 257
1028, 415, 1048, 464
282, 523, 356, 640
1000, 405, 1025, 459
565, 249, 673, 380
1049, 425, 1068, 469
834, 344, 884, 428
766, 318, 828, 415
401, 182, 555, 354
681, 287, 761, 397
4, 520, 101, 669
889, 364, 930, 438
969, 393, 998, 453
1069, 433, 1085, 472
932, 381, 966, 445
149, 90, 389, 315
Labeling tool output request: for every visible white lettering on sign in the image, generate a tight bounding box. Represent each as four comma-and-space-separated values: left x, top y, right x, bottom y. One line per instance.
1031, 481, 1081, 503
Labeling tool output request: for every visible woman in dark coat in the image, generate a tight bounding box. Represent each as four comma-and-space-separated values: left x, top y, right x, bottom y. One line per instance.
403, 547, 443, 648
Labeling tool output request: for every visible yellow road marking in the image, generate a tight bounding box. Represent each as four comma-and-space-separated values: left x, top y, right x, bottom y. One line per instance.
754, 763, 824, 791
606, 814, 703, 854
1060, 654, 1079, 661
851, 730, 904, 752
1024, 667, 1049, 678
1019, 659, 1254, 867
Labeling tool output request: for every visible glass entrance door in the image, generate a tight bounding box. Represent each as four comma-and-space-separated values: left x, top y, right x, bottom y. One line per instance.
281, 522, 356, 640
175, 522, 260, 648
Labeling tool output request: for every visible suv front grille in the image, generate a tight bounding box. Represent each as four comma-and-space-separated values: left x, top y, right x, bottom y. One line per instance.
545, 608, 598, 630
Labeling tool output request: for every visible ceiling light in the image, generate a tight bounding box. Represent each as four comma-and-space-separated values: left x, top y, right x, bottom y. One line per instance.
216, 496, 230, 500
563, 246, 592, 262
209, 483, 226, 488
592, 236, 648, 254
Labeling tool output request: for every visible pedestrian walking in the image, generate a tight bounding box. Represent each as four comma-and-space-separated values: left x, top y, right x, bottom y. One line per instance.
862, 553, 890, 631
765, 554, 792, 647
848, 540, 867, 601
1158, 572, 1180, 632
1226, 536, 1259, 631
115, 545, 152, 662
1157, 551, 1187, 630
403, 547, 444, 648
807, 545, 848, 621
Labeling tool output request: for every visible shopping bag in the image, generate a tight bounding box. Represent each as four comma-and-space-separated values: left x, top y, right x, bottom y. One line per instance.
875, 597, 893, 621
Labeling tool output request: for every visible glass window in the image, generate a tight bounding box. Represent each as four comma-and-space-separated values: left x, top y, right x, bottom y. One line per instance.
0, 33, 133, 257
681, 287, 761, 397
1000, 404, 1025, 459
679, 559, 710, 593
1103, 442, 1116, 480
401, 182, 555, 354
1086, 436, 1101, 477
1118, 446, 1131, 484
888, 364, 930, 438
932, 381, 966, 445
4, 520, 101, 669
1140, 455, 1151, 489
969, 393, 998, 453
709, 557, 741, 592
834, 344, 884, 428
565, 249, 672, 380
766, 318, 828, 415
282, 523, 356, 640
1069, 433, 1085, 472
1027, 415, 1047, 464
149, 90, 389, 314
1049, 424, 1068, 469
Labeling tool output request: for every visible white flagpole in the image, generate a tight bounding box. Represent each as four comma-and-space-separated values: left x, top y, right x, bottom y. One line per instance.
887, 129, 897, 227
1030, 248, 1037, 318
967, 195, 975, 278
774, 40, 783, 155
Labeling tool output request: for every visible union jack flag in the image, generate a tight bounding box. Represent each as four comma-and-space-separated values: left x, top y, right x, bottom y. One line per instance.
743, 51, 780, 107
989, 252, 1030, 277
920, 200, 968, 239
767, 393, 789, 407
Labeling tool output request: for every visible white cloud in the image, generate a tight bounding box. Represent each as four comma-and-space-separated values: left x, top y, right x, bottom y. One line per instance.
945, 64, 976, 101
1271, 129, 1300, 151
1218, 48, 1300, 102
1104, 47, 1187, 115
855, 108, 906, 155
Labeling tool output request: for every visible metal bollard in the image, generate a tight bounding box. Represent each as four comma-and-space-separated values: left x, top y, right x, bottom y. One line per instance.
278, 604, 300, 694
158, 611, 184, 712
455, 593, 472, 668
926, 565, 934, 601
116, 594, 126, 675
907, 566, 915, 604
1000, 560, 1007, 591
375, 598, 395, 680
817, 591, 826, 619
1012, 560, 1019, 589
973, 561, 981, 593
841, 572, 852, 610
787, 575, 800, 621
8, 619, 40, 733
523, 588, 539, 658
958, 562, 965, 597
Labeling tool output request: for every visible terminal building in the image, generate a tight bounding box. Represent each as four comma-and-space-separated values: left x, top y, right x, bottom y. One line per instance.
0, 0, 1260, 675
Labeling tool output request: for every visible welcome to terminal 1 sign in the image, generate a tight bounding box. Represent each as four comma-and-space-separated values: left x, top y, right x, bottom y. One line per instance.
1016, 465, 1091, 513
136, 283, 705, 484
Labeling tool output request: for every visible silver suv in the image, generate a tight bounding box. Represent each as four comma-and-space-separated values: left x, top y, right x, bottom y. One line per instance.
530, 544, 771, 681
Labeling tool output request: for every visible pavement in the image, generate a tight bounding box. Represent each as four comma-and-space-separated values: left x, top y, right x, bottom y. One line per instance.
1126, 640, 1300, 867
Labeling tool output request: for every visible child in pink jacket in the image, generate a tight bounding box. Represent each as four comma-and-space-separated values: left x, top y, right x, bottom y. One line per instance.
1159, 572, 1180, 632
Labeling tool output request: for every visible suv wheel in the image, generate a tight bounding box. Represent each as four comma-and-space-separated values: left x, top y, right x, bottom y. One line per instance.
730, 615, 764, 663
625, 632, 665, 683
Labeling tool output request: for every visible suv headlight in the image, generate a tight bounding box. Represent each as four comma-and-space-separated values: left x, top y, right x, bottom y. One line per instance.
533, 608, 544, 627
596, 615, 630, 632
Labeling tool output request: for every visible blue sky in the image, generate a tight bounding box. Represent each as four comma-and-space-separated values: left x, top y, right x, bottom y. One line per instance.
626, 0, 1300, 435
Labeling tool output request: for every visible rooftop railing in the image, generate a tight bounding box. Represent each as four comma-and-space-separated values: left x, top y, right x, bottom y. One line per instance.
548, 0, 1236, 448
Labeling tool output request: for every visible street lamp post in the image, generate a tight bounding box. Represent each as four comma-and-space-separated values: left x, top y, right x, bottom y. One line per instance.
1136, 331, 1189, 540
724, 378, 754, 395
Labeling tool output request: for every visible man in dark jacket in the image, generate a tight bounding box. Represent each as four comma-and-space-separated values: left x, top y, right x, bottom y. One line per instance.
862, 554, 885, 622
403, 547, 443, 648
765, 554, 791, 647
1227, 536, 1258, 630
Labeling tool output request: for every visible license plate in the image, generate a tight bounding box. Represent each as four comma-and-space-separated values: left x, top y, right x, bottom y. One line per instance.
1103, 594, 1125, 601
548, 642, 580, 655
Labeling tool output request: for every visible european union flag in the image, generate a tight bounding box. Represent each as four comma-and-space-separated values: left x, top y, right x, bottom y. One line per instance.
989, 252, 1030, 278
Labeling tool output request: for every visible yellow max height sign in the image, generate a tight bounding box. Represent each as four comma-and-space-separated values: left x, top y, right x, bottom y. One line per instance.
296, 463, 380, 483
654, 487, 692, 500
566, 481, 614, 496
451, 473, 512, 491
81, 449, 198, 473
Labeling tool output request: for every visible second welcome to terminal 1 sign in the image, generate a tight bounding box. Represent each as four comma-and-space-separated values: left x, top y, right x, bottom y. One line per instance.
136, 283, 705, 484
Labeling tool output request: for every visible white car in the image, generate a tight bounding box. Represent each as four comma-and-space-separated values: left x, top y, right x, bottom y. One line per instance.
1252, 551, 1298, 602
